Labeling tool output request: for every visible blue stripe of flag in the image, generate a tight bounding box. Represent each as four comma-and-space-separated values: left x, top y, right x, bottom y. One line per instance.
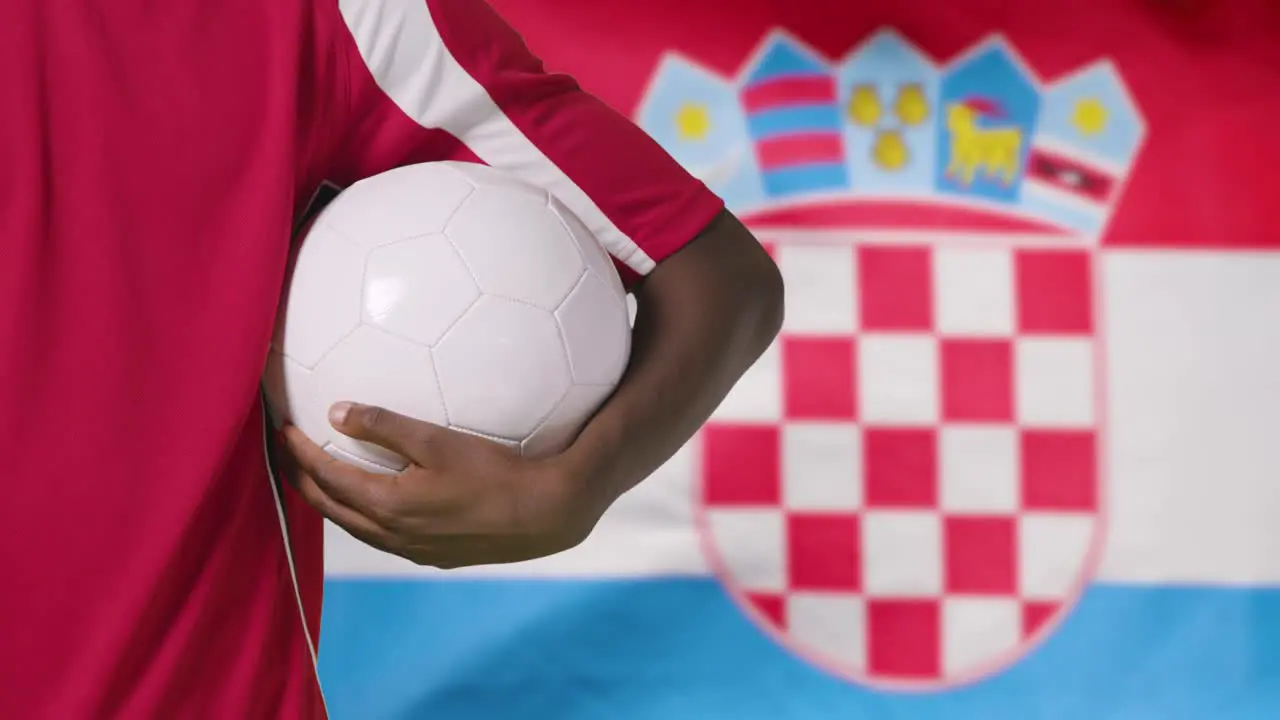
762, 162, 848, 197
747, 105, 842, 140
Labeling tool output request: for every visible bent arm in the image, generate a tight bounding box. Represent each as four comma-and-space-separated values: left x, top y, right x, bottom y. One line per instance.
561, 211, 784, 513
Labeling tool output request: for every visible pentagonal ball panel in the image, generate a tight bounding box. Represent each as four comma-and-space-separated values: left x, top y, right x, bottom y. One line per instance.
321, 163, 475, 249
311, 325, 448, 472
363, 234, 480, 347
521, 384, 613, 459
445, 185, 585, 310
275, 223, 366, 369
555, 272, 631, 386
433, 296, 571, 440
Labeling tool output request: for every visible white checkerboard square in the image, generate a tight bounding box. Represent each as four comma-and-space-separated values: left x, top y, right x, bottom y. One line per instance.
778, 244, 858, 334
933, 248, 1014, 336
787, 593, 868, 669
705, 509, 787, 593
941, 597, 1022, 677
1015, 338, 1095, 427
711, 342, 781, 421
1018, 513, 1096, 600
939, 426, 1020, 513
859, 335, 939, 424
862, 510, 943, 597
783, 423, 863, 511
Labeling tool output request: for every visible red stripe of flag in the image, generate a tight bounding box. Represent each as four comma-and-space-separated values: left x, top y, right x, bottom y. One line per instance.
755, 133, 845, 170
741, 76, 837, 113
744, 200, 1066, 234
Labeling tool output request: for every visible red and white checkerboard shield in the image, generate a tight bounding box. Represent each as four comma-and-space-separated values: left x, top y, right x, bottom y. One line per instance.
695, 229, 1106, 689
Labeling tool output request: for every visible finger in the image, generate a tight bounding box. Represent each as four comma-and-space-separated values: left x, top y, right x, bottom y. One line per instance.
281, 424, 395, 521
328, 402, 449, 459
293, 470, 392, 547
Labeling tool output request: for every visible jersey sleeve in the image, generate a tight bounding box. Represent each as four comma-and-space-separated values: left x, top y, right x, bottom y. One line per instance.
316, 0, 725, 282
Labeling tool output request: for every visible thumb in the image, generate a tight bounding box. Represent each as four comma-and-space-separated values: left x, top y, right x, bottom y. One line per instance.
328, 402, 446, 458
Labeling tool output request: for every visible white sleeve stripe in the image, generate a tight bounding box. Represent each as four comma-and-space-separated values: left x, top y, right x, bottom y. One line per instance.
337, 0, 657, 275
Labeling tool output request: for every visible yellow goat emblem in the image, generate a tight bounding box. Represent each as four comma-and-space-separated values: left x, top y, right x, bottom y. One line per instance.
945, 98, 1023, 186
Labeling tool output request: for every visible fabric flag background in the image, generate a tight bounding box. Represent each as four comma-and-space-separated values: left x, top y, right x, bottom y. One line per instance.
318, 0, 1280, 717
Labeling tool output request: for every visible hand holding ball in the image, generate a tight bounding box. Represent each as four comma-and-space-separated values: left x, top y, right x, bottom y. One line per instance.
264, 162, 631, 473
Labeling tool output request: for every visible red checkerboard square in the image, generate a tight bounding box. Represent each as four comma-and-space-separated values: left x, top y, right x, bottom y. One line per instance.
787, 514, 862, 591
782, 337, 856, 420
864, 428, 937, 508
944, 516, 1017, 594
702, 425, 780, 506
941, 339, 1013, 422
867, 599, 940, 678
747, 592, 787, 629
1021, 431, 1097, 511
1015, 249, 1093, 334
858, 246, 933, 331
1022, 601, 1058, 638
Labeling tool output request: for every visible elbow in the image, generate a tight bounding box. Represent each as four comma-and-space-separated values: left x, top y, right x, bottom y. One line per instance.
701, 210, 786, 353
641, 209, 786, 356
741, 239, 785, 352
698, 212, 784, 360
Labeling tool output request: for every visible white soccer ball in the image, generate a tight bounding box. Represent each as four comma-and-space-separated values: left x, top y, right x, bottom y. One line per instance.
263, 162, 631, 473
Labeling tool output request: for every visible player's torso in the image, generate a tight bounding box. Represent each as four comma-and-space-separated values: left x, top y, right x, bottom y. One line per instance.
0, 2, 331, 716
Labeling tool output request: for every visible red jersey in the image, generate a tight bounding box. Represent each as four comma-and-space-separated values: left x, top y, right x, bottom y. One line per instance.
0, 1, 723, 717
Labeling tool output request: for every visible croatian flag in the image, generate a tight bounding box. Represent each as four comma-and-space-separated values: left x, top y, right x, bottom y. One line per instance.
319, 0, 1280, 718
319, 246, 1280, 720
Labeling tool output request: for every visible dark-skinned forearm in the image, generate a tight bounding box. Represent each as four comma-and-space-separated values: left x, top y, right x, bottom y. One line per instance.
560, 210, 784, 515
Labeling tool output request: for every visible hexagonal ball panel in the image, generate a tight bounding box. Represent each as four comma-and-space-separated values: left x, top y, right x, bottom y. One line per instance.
548, 195, 625, 292
454, 428, 521, 453
433, 296, 571, 440
263, 349, 318, 430
448, 161, 546, 197
325, 444, 402, 476
521, 384, 612, 459
363, 234, 480, 347
445, 184, 585, 311
321, 163, 475, 249
275, 222, 366, 369
311, 325, 448, 471
555, 272, 631, 386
